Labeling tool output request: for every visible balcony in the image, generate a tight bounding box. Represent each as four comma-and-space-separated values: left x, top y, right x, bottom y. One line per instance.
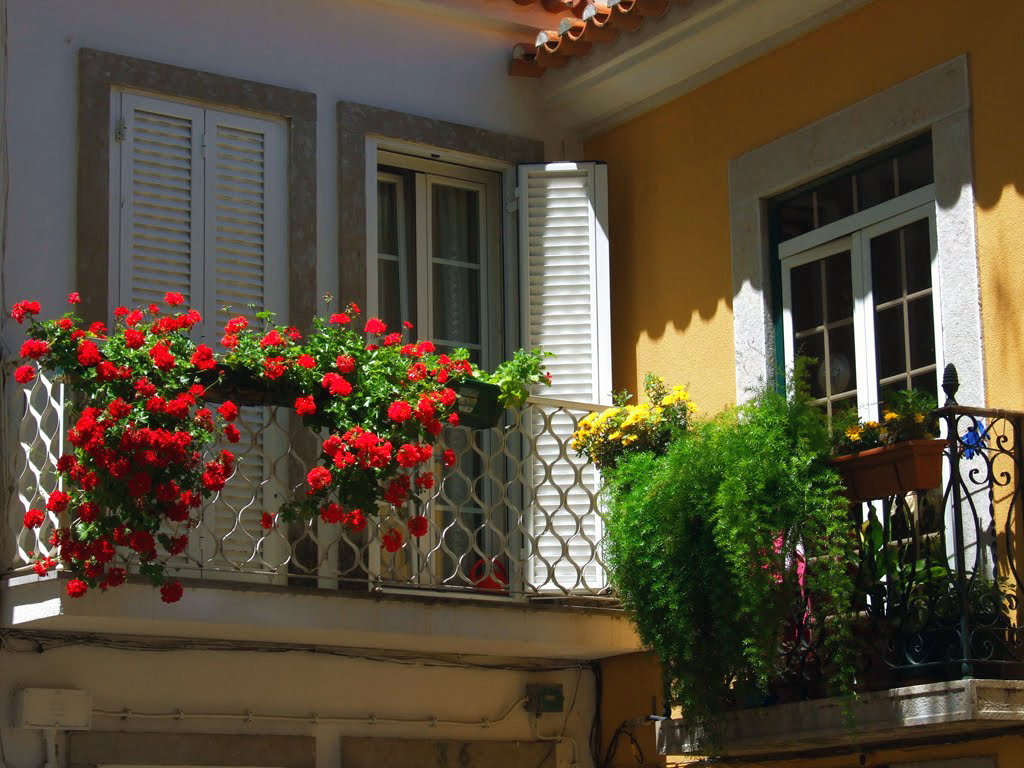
1, 372, 638, 659
658, 397, 1024, 757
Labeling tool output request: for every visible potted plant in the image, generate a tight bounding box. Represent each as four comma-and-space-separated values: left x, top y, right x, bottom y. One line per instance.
829, 390, 943, 502
573, 373, 858, 746
454, 347, 553, 428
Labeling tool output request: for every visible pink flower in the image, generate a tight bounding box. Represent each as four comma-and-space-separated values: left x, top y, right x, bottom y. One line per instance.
68, 292, 81, 304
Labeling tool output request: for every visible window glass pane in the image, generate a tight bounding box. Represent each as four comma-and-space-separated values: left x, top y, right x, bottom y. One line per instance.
910, 372, 938, 401
825, 252, 853, 323
432, 185, 480, 265
790, 261, 822, 333
903, 218, 932, 294
796, 332, 825, 398
907, 296, 936, 370
856, 158, 896, 212
433, 264, 480, 346
815, 176, 854, 226
827, 323, 857, 396
377, 258, 402, 332
897, 142, 934, 195
871, 230, 903, 305
778, 192, 815, 241
875, 305, 906, 380
377, 180, 400, 256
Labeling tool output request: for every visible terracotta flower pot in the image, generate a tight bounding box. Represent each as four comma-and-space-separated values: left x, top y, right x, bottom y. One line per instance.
829, 439, 946, 503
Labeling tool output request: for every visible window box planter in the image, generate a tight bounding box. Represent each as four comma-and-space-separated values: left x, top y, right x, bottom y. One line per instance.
828, 439, 946, 503
453, 379, 502, 429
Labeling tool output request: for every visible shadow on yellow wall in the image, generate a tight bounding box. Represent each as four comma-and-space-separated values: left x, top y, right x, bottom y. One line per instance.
585, 0, 1024, 414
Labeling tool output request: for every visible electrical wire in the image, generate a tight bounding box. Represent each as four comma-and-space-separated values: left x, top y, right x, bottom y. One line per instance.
91, 696, 528, 730
0, 629, 590, 674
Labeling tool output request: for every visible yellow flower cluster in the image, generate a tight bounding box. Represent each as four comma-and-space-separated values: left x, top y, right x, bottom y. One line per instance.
572, 379, 696, 469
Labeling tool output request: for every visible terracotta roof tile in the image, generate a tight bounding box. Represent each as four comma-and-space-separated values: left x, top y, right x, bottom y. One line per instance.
509, 0, 674, 76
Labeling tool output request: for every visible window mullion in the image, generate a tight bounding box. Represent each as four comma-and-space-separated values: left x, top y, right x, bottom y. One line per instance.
851, 230, 876, 421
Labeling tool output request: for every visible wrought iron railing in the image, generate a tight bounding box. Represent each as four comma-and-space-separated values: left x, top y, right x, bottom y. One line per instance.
776, 372, 1024, 698
1, 372, 612, 600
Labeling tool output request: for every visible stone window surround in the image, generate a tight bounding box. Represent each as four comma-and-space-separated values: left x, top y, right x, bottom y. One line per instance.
76, 48, 317, 330
336, 101, 545, 313
729, 55, 984, 408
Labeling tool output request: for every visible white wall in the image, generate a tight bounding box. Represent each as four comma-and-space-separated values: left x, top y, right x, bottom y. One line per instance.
1, 0, 571, 347
0, 640, 597, 768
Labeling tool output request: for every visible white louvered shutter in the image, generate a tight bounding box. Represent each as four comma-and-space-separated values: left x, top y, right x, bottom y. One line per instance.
118, 93, 204, 311
114, 95, 289, 582
518, 162, 611, 593
201, 109, 289, 582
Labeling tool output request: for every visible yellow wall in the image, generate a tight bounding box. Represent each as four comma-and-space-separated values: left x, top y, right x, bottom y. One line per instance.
598, 652, 666, 768
585, 0, 1024, 413
673, 732, 1023, 767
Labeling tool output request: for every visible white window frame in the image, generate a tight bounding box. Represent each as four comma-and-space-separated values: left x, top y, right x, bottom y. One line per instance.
780, 188, 942, 420
366, 141, 506, 370
729, 56, 983, 408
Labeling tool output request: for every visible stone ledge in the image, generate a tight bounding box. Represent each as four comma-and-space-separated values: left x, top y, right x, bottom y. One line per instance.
656, 679, 1024, 757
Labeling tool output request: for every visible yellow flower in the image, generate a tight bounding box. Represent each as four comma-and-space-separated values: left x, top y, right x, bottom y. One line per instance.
914, 412, 925, 423
845, 425, 863, 441
883, 411, 898, 422
865, 421, 880, 430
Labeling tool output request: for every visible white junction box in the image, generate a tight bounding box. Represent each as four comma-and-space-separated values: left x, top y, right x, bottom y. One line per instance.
14, 688, 92, 730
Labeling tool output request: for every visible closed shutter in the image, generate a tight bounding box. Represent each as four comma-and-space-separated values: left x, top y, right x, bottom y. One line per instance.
114, 94, 289, 582
203, 109, 288, 333
518, 162, 610, 592
118, 93, 204, 311
201, 110, 288, 581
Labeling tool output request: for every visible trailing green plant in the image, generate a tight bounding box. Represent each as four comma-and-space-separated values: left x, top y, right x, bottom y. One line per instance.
601, 377, 857, 747
472, 346, 553, 409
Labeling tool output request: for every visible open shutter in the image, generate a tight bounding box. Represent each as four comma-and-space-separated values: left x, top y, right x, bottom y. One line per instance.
117, 93, 204, 311
518, 162, 610, 593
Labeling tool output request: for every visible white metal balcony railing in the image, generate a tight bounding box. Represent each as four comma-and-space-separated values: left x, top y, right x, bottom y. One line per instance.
2, 372, 613, 600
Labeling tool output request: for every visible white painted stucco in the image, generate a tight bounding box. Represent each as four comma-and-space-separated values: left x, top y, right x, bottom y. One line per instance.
0, 4, 610, 767
1, 0, 572, 344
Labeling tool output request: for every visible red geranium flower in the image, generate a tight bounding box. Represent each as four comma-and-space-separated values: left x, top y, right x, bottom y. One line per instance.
387, 401, 412, 423
46, 491, 70, 512
336, 355, 356, 373
382, 528, 404, 553
190, 344, 216, 370
260, 512, 275, 530
364, 317, 387, 334
329, 313, 350, 325
149, 343, 176, 371
160, 580, 184, 603
260, 330, 285, 348
165, 292, 185, 306
66, 579, 88, 598
443, 449, 456, 467
294, 395, 316, 416
221, 333, 239, 349
225, 316, 248, 333
11, 300, 41, 323
217, 401, 239, 422
14, 365, 36, 384
407, 515, 429, 538
223, 424, 241, 443
20, 339, 49, 359
68, 292, 81, 304
307, 466, 332, 491
297, 354, 315, 369
23, 508, 45, 528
